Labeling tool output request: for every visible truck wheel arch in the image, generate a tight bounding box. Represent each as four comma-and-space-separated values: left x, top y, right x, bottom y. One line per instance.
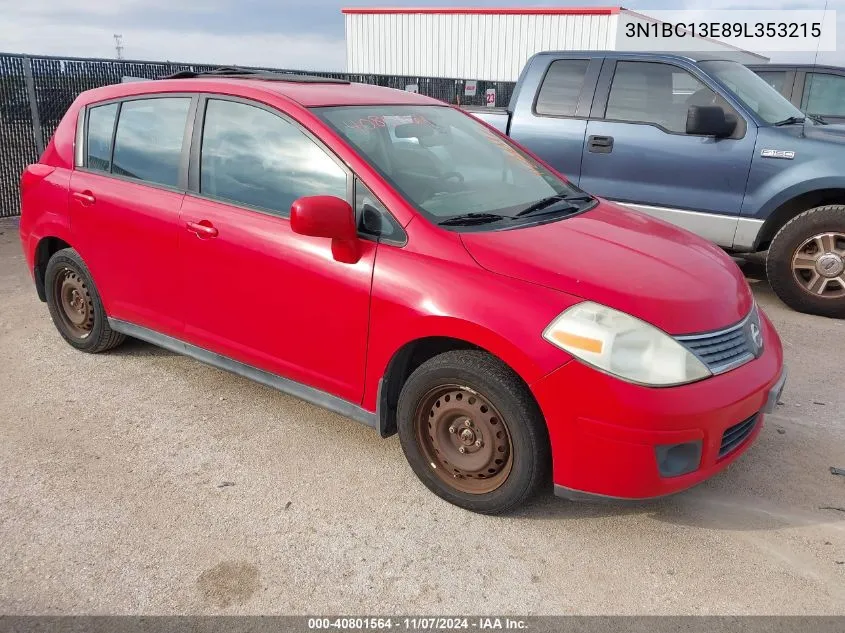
756, 188, 845, 251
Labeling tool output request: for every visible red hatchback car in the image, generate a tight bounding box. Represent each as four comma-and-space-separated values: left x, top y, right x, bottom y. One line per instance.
20, 69, 786, 513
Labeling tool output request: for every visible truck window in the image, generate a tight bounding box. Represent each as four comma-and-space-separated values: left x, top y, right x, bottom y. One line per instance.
802, 72, 845, 117
755, 70, 788, 94
699, 60, 803, 125
535, 59, 590, 117
605, 61, 720, 134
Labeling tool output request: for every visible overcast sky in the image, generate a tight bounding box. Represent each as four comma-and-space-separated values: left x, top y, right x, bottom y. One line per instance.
0, 0, 842, 70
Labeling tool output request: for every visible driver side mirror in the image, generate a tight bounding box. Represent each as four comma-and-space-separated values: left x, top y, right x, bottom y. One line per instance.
686, 105, 736, 138
290, 195, 360, 264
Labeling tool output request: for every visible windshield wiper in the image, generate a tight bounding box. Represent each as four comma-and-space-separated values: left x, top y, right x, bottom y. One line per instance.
807, 113, 828, 125
438, 212, 508, 226
515, 194, 594, 218
772, 116, 806, 127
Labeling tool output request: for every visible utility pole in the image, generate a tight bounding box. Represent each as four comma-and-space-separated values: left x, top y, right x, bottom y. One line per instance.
114, 34, 124, 60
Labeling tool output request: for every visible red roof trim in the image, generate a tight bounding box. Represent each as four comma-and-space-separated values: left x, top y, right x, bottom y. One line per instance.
342, 7, 621, 15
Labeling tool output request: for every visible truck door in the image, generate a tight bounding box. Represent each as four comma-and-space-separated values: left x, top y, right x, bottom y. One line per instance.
508, 57, 600, 185
578, 59, 757, 248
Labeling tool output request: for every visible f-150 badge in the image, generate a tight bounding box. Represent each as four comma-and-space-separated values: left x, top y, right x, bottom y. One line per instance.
761, 149, 795, 159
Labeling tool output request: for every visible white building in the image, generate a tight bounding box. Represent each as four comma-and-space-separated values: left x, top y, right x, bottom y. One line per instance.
344, 6, 767, 81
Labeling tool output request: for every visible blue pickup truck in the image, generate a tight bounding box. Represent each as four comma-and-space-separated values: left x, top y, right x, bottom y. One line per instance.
468, 51, 845, 318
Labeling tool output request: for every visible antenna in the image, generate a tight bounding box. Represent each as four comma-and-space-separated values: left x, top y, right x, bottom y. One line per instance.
114, 34, 124, 60
805, 0, 829, 120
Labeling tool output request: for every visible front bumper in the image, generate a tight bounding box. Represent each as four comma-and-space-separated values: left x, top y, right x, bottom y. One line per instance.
531, 311, 785, 500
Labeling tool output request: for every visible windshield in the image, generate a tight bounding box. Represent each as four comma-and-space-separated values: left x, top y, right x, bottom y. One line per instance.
699, 60, 806, 124
315, 105, 592, 229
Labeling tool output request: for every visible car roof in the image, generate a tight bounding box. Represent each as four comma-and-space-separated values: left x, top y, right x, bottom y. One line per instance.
78, 76, 443, 108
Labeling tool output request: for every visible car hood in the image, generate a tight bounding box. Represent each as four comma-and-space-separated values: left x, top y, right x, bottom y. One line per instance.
459, 201, 753, 335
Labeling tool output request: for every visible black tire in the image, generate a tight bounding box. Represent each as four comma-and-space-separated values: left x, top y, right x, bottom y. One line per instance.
766, 205, 845, 318
397, 350, 551, 514
44, 248, 125, 353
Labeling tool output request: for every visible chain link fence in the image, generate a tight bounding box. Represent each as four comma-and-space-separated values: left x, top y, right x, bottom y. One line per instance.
0, 52, 515, 218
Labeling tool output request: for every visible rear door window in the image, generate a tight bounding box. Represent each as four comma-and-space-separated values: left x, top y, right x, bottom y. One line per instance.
535, 59, 590, 117
85, 103, 118, 172
111, 97, 191, 187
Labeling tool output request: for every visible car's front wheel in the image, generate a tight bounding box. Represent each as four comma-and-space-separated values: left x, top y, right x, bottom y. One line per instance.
44, 248, 125, 352
767, 205, 845, 319
397, 350, 550, 514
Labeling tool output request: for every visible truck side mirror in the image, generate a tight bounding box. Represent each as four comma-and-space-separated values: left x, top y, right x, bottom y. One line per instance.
686, 105, 736, 138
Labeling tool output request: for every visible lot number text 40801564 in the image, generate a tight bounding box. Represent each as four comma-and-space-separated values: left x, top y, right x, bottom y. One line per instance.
307, 617, 529, 630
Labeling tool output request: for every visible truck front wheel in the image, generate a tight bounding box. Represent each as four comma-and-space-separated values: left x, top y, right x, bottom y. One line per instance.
767, 205, 845, 318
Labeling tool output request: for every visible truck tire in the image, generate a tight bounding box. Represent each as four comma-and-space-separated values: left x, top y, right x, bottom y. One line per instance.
767, 205, 845, 318
45, 248, 126, 352
396, 350, 551, 514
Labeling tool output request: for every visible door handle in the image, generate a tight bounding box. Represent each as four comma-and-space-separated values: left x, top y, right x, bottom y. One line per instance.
72, 190, 96, 205
185, 220, 218, 239
588, 135, 614, 154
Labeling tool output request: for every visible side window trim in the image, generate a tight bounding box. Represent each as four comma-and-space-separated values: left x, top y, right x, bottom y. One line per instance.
354, 178, 407, 246
74, 107, 85, 167
188, 93, 353, 219
594, 59, 746, 139
76, 93, 198, 193
106, 101, 121, 173
792, 70, 808, 109
589, 58, 615, 119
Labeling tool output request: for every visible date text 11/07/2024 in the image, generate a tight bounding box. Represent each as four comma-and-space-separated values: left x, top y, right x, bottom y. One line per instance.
307, 617, 529, 630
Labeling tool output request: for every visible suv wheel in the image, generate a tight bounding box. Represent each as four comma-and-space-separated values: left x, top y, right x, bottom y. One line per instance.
397, 350, 550, 514
767, 205, 845, 318
45, 248, 125, 352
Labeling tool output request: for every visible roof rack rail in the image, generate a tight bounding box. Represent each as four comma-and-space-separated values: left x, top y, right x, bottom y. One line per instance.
160, 66, 349, 84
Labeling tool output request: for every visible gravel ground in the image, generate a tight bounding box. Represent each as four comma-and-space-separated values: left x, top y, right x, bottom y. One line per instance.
0, 216, 843, 615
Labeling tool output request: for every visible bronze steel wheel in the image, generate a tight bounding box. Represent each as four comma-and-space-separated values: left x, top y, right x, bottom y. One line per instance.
52, 267, 94, 339
44, 248, 125, 353
414, 385, 513, 494
397, 349, 551, 514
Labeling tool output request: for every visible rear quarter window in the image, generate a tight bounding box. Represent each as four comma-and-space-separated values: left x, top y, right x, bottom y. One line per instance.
535, 59, 590, 117
85, 103, 118, 172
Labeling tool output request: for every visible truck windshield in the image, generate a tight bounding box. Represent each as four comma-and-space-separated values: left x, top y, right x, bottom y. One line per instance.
314, 105, 593, 229
699, 60, 806, 125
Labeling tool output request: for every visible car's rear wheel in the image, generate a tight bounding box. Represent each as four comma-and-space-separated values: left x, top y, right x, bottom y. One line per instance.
45, 248, 125, 352
397, 350, 550, 514
767, 205, 845, 319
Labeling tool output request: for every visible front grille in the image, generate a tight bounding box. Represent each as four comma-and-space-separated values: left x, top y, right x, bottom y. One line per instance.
675, 308, 761, 375
719, 413, 759, 458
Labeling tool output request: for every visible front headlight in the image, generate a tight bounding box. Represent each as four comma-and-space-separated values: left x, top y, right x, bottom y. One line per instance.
543, 302, 711, 386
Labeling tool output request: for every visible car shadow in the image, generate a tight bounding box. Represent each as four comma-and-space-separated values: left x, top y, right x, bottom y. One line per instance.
511, 481, 845, 532
735, 253, 768, 283
107, 336, 176, 358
